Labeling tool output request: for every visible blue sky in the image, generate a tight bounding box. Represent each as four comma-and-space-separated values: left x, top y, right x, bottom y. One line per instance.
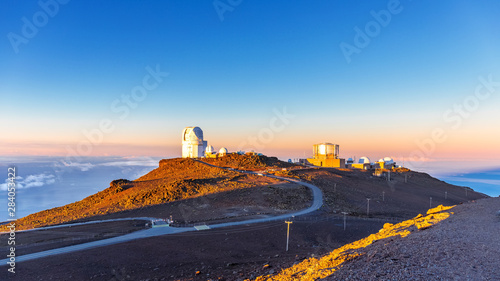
1, 1, 500, 170
1, 1, 500, 217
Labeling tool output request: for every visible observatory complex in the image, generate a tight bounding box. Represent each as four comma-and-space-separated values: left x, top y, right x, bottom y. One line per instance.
349, 156, 372, 170
181, 126, 397, 171
377, 157, 396, 169
346, 156, 396, 170
303, 142, 396, 170
182, 126, 228, 158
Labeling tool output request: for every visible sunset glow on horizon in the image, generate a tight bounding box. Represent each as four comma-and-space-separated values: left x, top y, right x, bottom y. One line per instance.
1, 1, 500, 174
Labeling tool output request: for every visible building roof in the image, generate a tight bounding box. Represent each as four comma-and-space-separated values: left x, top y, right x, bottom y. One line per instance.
358, 156, 371, 164
383, 157, 394, 163
314, 142, 337, 146
182, 126, 204, 143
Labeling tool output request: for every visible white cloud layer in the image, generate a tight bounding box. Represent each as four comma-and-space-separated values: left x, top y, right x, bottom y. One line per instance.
0, 173, 56, 191
60, 161, 95, 172
99, 159, 158, 167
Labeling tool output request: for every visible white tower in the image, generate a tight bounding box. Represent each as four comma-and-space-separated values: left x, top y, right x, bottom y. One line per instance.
182, 126, 207, 158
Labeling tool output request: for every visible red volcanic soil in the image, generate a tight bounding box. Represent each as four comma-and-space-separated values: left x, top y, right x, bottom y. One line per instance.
200, 154, 297, 171
4, 157, 291, 231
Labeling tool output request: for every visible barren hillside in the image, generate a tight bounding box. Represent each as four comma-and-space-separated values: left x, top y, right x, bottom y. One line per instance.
325, 197, 500, 280
282, 167, 486, 219
5, 158, 289, 230
200, 154, 297, 171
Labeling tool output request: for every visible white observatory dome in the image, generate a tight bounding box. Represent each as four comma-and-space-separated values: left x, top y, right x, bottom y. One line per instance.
383, 157, 394, 163
378, 158, 384, 163
219, 147, 228, 155
347, 158, 354, 164
359, 156, 371, 164
206, 145, 214, 153
182, 126, 204, 144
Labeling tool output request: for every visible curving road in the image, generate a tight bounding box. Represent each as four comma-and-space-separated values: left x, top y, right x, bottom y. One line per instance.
0, 162, 323, 264
8, 217, 160, 234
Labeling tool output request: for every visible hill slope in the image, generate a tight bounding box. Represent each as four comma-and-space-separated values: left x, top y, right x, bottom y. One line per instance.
325, 197, 500, 280
252, 197, 500, 280
200, 154, 297, 171
7, 157, 288, 230
281, 167, 487, 219
254, 204, 457, 280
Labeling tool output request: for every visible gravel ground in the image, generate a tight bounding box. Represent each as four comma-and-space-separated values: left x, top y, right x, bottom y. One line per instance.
326, 197, 500, 280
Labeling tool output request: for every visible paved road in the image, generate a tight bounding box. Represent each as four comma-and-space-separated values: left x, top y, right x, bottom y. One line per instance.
7, 217, 159, 234
0, 162, 323, 264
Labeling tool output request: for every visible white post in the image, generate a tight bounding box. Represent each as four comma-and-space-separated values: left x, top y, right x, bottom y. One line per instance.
366, 198, 371, 216
341, 212, 348, 231
430, 197, 432, 209
285, 221, 293, 251
382, 191, 385, 202
445, 191, 447, 200
334, 183, 337, 192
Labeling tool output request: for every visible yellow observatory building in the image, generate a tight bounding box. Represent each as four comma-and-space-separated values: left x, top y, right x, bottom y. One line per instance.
306, 143, 345, 168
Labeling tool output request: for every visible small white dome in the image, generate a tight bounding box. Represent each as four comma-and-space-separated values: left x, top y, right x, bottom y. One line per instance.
359, 156, 371, 164
206, 145, 214, 153
347, 158, 354, 163
219, 147, 228, 155
378, 158, 384, 163
383, 157, 394, 163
